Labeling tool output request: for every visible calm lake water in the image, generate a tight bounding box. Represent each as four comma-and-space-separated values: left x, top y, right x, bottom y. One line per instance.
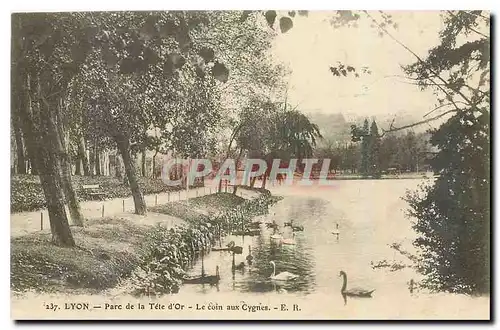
11, 178, 489, 320
179, 178, 490, 319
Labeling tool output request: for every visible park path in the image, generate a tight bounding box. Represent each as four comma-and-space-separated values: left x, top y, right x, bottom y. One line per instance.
10, 180, 259, 237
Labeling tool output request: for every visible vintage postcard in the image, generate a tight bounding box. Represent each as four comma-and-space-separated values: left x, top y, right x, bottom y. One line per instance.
10, 10, 490, 320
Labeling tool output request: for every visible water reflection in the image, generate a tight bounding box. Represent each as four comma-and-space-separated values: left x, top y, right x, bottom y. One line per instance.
181, 179, 486, 314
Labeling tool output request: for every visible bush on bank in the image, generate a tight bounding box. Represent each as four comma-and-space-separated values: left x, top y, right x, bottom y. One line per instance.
10, 174, 201, 213
128, 191, 281, 296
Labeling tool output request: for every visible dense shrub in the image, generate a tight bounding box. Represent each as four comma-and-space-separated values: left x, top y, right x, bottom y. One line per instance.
10, 174, 202, 213
129, 191, 280, 296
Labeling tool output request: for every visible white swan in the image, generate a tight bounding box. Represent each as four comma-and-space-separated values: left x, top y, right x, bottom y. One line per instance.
269, 261, 298, 281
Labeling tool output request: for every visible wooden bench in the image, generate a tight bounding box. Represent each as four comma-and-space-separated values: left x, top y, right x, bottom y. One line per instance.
81, 184, 106, 199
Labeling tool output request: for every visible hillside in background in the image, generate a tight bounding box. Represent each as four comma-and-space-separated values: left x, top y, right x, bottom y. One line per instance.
305, 110, 433, 145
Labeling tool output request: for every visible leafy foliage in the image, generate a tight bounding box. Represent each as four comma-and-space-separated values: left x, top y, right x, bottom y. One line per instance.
402, 11, 490, 294
10, 175, 200, 213
129, 191, 279, 296
405, 110, 489, 293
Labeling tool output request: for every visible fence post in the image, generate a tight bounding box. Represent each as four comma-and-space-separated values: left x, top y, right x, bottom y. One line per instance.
168, 192, 170, 202
155, 194, 158, 206
122, 200, 125, 212
40, 212, 43, 231
102, 204, 105, 218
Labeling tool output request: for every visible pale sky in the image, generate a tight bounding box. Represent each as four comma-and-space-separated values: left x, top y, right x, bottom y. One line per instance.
271, 11, 445, 121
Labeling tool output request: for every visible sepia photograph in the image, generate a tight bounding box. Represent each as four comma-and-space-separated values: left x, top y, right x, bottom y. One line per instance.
9, 9, 490, 320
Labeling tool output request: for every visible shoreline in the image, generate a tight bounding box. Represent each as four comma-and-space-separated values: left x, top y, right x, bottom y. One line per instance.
10, 186, 276, 297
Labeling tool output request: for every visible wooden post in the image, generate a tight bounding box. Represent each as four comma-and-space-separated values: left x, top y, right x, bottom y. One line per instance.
122, 200, 125, 212
155, 194, 158, 206
40, 212, 43, 231
102, 204, 105, 218
168, 192, 170, 202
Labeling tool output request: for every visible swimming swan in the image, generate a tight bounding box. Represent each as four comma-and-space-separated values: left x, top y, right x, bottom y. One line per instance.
269, 261, 298, 281
339, 270, 375, 297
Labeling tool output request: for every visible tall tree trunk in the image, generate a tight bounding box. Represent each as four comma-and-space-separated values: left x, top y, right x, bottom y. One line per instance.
12, 111, 26, 174
115, 154, 123, 178
78, 135, 90, 176
219, 124, 242, 193
141, 146, 146, 177
116, 134, 147, 215
89, 145, 95, 176
95, 141, 101, 176
75, 157, 81, 175
152, 149, 158, 179
55, 99, 84, 227
36, 92, 75, 246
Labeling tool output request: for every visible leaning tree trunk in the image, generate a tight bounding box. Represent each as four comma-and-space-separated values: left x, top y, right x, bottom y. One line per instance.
56, 99, 84, 227
34, 91, 75, 246
116, 134, 147, 215
141, 146, 146, 177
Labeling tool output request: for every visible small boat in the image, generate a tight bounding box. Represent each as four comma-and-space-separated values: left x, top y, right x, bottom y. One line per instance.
232, 229, 260, 236
183, 266, 220, 285
231, 245, 243, 254
248, 221, 262, 229
211, 246, 231, 252
266, 222, 279, 230
292, 225, 304, 232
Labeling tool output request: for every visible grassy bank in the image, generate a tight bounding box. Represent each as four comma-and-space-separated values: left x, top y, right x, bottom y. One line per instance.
11, 190, 279, 295
11, 217, 150, 294
11, 174, 202, 213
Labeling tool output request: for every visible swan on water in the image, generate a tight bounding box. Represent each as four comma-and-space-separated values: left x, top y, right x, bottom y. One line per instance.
269, 261, 298, 281
339, 270, 374, 297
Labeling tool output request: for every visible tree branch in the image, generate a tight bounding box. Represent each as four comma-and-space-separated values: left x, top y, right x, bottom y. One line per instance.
363, 11, 482, 113
446, 11, 489, 39
380, 109, 458, 137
